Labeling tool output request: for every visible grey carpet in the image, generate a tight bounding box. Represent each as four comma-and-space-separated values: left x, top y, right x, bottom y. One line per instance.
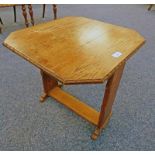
0, 4, 155, 151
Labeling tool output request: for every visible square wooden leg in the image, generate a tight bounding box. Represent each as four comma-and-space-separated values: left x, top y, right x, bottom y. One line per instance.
91, 62, 125, 140
40, 70, 58, 102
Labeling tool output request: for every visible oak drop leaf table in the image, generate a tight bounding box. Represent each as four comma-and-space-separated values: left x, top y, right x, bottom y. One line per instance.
3, 16, 145, 140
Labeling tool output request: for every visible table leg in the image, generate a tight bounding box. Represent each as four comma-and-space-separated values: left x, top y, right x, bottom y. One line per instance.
53, 4, 57, 19
0, 17, 2, 33
0, 17, 3, 25
39, 63, 125, 139
40, 70, 58, 102
28, 4, 34, 26
91, 62, 125, 140
42, 4, 46, 18
13, 5, 16, 23
21, 5, 29, 27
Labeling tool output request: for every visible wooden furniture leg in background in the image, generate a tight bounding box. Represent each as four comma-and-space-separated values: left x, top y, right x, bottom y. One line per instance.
0, 17, 3, 25
148, 4, 153, 11
42, 4, 57, 19
91, 62, 125, 140
0, 17, 3, 33
42, 4, 46, 18
13, 5, 16, 22
28, 4, 34, 26
53, 4, 57, 19
40, 70, 58, 102
21, 5, 29, 27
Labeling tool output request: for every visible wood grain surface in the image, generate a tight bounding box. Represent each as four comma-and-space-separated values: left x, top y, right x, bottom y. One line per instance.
3, 16, 145, 84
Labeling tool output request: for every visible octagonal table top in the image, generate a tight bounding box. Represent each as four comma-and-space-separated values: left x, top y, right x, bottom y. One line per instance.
3, 16, 145, 84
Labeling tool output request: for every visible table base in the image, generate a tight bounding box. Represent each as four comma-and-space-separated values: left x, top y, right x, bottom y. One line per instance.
39, 62, 125, 140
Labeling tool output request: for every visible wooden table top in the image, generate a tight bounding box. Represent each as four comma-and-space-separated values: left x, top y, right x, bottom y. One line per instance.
3, 16, 145, 84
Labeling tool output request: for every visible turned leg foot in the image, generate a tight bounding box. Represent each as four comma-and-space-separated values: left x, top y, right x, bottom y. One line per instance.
40, 92, 48, 102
